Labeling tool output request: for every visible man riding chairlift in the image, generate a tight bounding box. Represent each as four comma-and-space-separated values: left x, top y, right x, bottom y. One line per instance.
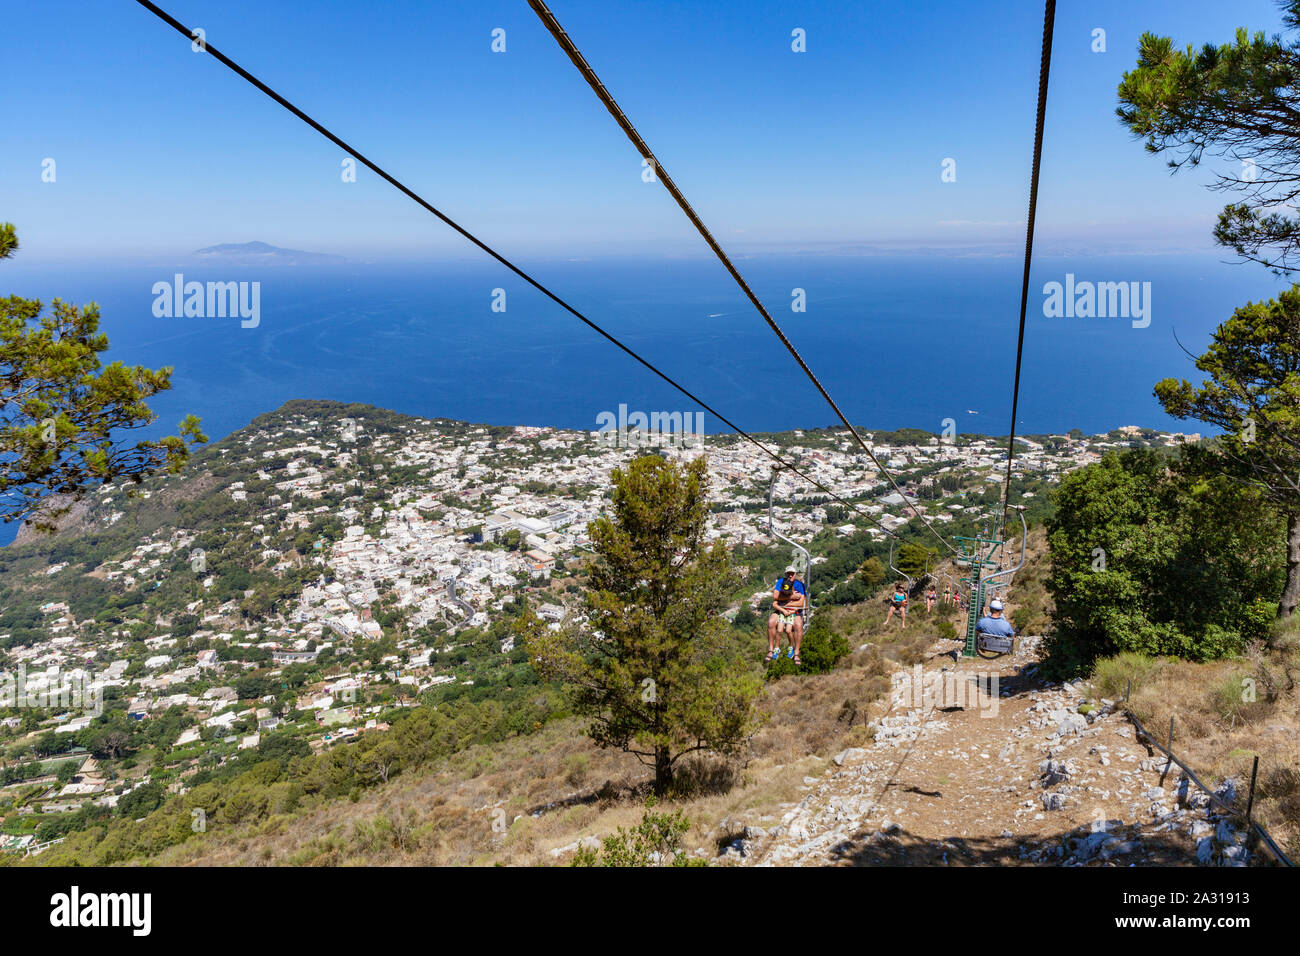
976, 598, 1016, 651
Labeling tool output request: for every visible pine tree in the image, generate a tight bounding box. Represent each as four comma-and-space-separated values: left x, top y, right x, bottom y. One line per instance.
1118, 6, 1300, 273
0, 223, 205, 530
525, 455, 760, 795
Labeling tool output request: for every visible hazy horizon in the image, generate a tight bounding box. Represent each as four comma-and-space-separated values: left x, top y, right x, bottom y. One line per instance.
3, 0, 1287, 261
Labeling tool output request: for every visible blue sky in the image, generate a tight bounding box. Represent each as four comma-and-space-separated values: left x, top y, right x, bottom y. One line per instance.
1, 0, 1290, 261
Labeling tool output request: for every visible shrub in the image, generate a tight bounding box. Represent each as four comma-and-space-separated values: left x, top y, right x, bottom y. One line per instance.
1209, 673, 1245, 724
116, 780, 166, 819
1258, 766, 1300, 834
765, 614, 850, 679
1047, 450, 1284, 667
571, 798, 706, 867
1087, 651, 1159, 703
564, 753, 590, 787
858, 556, 885, 588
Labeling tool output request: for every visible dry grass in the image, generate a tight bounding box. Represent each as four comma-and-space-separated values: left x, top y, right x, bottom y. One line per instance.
148, 599, 951, 867
1005, 530, 1054, 635
150, 710, 829, 866
138, 529, 1153, 868
1092, 633, 1300, 860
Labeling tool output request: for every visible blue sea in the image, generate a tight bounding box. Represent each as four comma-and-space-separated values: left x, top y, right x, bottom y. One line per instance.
1, 251, 1284, 541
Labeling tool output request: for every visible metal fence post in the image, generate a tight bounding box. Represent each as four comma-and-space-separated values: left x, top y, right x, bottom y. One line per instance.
1162, 716, 1175, 783
1247, 755, 1260, 823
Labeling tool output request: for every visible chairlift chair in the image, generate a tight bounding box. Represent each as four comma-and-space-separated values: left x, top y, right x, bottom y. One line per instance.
768, 468, 813, 624
939, 570, 962, 604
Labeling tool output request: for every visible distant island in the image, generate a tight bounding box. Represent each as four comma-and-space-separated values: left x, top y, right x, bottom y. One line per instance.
191, 241, 344, 264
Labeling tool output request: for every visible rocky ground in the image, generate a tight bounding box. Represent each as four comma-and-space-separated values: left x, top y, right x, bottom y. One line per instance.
719, 635, 1254, 867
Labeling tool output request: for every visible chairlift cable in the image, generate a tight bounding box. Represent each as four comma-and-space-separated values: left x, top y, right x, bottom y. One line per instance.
1001, 0, 1056, 529
527, 0, 959, 556
129, 0, 901, 541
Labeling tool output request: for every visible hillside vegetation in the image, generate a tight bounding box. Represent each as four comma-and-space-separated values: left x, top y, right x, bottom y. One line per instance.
32, 523, 1293, 867
2, 402, 1297, 866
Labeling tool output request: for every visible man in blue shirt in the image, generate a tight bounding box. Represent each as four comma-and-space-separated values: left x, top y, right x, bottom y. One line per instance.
767, 567, 807, 664
976, 598, 1015, 650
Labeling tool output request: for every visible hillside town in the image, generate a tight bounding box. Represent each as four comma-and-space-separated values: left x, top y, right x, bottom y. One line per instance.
0, 403, 1197, 846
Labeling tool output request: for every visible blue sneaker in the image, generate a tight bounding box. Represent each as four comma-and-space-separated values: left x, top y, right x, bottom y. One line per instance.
787, 647, 795, 659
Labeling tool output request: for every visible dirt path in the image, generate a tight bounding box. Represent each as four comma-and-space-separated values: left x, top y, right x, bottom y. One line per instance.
741, 636, 1252, 866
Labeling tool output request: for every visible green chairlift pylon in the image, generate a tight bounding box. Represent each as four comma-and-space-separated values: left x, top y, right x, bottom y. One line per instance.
963, 577, 987, 658
953, 529, 1001, 657
958, 507, 1027, 658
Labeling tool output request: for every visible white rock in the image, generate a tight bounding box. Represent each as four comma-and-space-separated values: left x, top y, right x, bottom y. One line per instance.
1196, 837, 1214, 864
1215, 820, 1243, 844
833, 748, 867, 767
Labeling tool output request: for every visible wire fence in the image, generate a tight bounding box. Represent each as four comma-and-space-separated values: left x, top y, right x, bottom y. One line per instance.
1123, 684, 1293, 867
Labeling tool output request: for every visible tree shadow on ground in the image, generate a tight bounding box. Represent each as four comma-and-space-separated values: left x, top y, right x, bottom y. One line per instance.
829, 823, 1200, 866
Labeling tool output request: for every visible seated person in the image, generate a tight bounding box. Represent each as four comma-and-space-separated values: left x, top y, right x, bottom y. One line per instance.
885, 582, 908, 628
976, 598, 1016, 643
767, 566, 807, 663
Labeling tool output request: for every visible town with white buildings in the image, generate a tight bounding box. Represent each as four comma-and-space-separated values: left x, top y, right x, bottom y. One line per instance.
0, 401, 1197, 850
